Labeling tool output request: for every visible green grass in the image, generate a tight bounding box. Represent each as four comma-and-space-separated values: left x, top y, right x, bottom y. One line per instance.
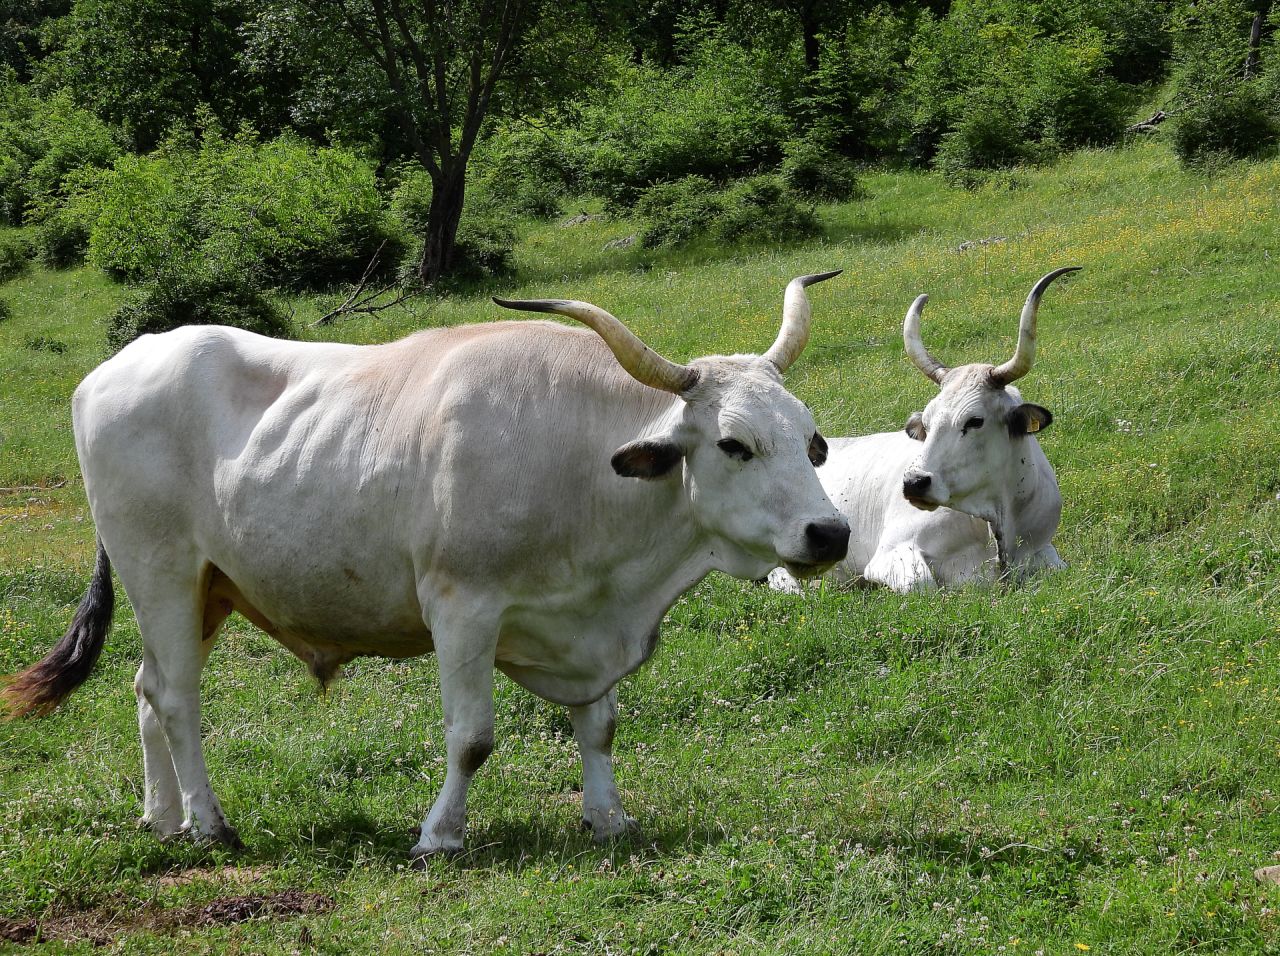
3, 141, 1280, 953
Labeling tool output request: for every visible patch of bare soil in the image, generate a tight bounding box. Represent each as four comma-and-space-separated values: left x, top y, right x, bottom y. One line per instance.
0, 890, 334, 947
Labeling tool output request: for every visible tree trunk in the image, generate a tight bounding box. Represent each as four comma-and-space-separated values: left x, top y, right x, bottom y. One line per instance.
1245, 11, 1263, 79
419, 167, 467, 284
801, 7, 821, 74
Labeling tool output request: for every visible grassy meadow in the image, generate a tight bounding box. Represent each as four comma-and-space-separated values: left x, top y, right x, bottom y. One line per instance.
3, 140, 1280, 953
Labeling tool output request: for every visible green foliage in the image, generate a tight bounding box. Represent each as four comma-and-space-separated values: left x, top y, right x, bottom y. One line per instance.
780, 137, 863, 202
637, 174, 819, 249
0, 85, 120, 225
0, 231, 33, 281
33, 204, 91, 267
469, 123, 573, 220
569, 36, 793, 207
38, 0, 290, 152
1173, 83, 1279, 165
105, 268, 293, 354
1168, 0, 1280, 167
901, 11, 1129, 175
85, 133, 399, 289
801, 5, 915, 159
0, 296, 10, 323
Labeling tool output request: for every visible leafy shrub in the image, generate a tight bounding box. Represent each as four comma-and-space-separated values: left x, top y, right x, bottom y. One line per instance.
900, 12, 1128, 172
0, 231, 33, 281
1168, 0, 1280, 166
568, 36, 792, 207
106, 269, 293, 354
0, 297, 11, 323
1172, 83, 1279, 164
389, 166, 433, 235
637, 175, 819, 249
449, 200, 517, 281
0, 87, 120, 225
34, 206, 91, 267
86, 133, 400, 289
713, 175, 821, 244
469, 124, 572, 219
779, 138, 863, 202
25, 335, 67, 353
934, 95, 1042, 184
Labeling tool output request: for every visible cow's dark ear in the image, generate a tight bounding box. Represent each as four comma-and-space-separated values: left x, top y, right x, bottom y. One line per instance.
611, 440, 684, 479
1007, 403, 1053, 437
906, 411, 926, 442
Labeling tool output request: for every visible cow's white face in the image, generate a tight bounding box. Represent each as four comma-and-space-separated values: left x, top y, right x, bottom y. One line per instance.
611, 356, 848, 579
901, 365, 1052, 517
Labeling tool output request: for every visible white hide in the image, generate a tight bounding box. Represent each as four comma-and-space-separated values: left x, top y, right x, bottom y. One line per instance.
74, 308, 845, 858
769, 406, 1064, 594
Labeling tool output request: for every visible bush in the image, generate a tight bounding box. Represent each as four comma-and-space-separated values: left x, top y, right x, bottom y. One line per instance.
899, 12, 1129, 173
469, 124, 572, 219
636, 176, 721, 248
106, 269, 293, 354
0, 231, 33, 281
34, 207, 91, 268
0, 87, 121, 225
86, 133, 400, 289
0, 297, 11, 323
637, 174, 819, 249
1172, 83, 1279, 164
779, 138, 863, 202
713, 175, 821, 244
568, 35, 793, 207
1168, 0, 1280, 167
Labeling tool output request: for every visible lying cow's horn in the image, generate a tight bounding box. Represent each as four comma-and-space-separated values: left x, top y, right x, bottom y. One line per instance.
492, 296, 698, 394
903, 294, 948, 384
764, 271, 843, 373
990, 267, 1081, 387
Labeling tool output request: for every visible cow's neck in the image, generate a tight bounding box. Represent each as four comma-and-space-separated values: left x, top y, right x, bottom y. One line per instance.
984, 438, 1058, 571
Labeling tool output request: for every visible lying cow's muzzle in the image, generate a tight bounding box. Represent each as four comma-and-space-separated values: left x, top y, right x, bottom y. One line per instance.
903, 473, 940, 511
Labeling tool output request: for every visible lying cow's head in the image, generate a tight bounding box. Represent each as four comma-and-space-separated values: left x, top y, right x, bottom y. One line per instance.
493, 274, 849, 579
899, 268, 1079, 516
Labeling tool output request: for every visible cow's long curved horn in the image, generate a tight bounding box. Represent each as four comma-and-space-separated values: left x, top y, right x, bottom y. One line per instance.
763, 271, 843, 372
990, 267, 1081, 387
903, 294, 948, 384
492, 296, 698, 394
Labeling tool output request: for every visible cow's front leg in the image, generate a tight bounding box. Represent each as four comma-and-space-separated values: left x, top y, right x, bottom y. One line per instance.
411, 624, 497, 863
569, 688, 639, 841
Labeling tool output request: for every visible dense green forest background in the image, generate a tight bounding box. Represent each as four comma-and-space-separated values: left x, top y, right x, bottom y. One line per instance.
0, 0, 1278, 337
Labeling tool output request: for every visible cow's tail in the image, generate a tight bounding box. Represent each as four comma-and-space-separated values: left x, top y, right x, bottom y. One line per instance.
2, 540, 115, 718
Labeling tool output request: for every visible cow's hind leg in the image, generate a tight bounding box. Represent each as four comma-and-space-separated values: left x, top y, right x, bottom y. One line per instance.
411, 605, 498, 862
569, 688, 638, 841
129, 570, 239, 846
135, 587, 230, 838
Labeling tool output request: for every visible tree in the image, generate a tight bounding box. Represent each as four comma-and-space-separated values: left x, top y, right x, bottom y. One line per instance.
260, 0, 596, 283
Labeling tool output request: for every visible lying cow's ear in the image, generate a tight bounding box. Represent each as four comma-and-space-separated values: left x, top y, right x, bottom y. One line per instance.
905, 411, 926, 442
611, 440, 684, 479
1007, 403, 1053, 437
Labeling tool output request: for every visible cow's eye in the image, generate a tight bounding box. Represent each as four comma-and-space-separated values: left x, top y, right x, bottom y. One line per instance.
717, 438, 753, 462
962, 416, 985, 434
808, 432, 828, 467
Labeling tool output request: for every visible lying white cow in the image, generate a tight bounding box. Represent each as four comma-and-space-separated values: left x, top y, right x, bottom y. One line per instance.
770, 268, 1076, 593
2, 274, 849, 860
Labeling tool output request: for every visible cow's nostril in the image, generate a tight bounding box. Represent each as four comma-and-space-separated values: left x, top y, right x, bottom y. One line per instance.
903, 474, 932, 498
804, 520, 850, 562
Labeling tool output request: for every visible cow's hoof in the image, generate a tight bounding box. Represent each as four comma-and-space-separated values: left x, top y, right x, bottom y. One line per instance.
408, 840, 463, 868
581, 813, 641, 843
138, 814, 184, 840
180, 820, 244, 850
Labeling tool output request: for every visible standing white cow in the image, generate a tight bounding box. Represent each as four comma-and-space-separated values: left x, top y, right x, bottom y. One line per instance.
2, 274, 849, 861
769, 268, 1076, 593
